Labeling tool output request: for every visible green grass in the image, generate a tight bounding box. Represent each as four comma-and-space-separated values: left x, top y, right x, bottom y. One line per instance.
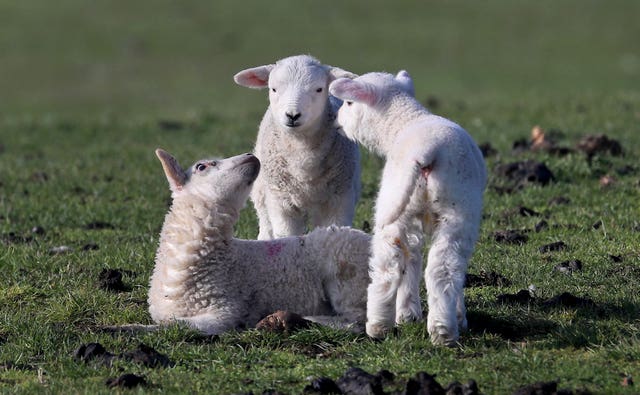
1, 1, 639, 393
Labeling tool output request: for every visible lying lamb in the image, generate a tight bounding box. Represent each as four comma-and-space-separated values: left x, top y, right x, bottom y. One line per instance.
148, 149, 371, 334
234, 55, 361, 239
329, 71, 487, 345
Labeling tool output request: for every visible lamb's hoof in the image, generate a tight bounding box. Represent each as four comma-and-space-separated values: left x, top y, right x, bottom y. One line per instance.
395, 310, 422, 324
366, 321, 392, 339
428, 325, 459, 347
256, 310, 311, 333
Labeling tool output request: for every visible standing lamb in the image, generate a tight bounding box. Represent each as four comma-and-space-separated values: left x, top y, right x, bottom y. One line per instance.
234, 55, 361, 239
148, 149, 371, 334
329, 71, 487, 345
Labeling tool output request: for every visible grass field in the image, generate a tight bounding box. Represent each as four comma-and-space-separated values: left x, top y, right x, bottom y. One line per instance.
1, 1, 639, 393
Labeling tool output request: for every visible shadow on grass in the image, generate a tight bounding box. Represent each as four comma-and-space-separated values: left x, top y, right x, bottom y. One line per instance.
466, 298, 640, 348
466, 310, 556, 342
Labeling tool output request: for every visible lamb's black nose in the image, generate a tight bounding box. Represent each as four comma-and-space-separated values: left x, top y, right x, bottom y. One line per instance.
285, 112, 301, 122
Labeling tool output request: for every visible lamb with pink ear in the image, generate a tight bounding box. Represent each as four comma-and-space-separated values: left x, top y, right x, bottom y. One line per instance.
329, 71, 487, 346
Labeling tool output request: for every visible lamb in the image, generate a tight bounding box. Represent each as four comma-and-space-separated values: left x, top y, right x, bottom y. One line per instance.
233, 55, 361, 239
147, 149, 371, 334
329, 71, 487, 345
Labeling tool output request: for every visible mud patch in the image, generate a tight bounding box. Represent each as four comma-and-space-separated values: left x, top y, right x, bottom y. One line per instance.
479, 142, 497, 158
1, 232, 34, 245
106, 373, 147, 389
539, 241, 567, 253
74, 342, 172, 368
512, 380, 591, 395
304, 367, 479, 395
576, 134, 622, 162
493, 161, 555, 193
497, 290, 535, 305
256, 311, 311, 333
553, 260, 583, 275
122, 344, 173, 368
493, 229, 529, 244
465, 271, 511, 288
98, 268, 130, 292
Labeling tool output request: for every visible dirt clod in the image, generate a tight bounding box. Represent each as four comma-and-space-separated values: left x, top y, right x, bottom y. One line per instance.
304, 377, 342, 394
31, 226, 45, 235
478, 142, 497, 158
577, 134, 622, 162
553, 260, 583, 275
256, 310, 311, 333
534, 220, 549, 233
465, 271, 511, 288
494, 160, 555, 193
512, 381, 558, 395
497, 290, 535, 305
74, 343, 172, 368
1, 232, 33, 245
336, 367, 385, 395
106, 373, 146, 389
539, 241, 567, 253
493, 230, 528, 244
98, 268, 129, 292
82, 243, 99, 251
121, 344, 173, 368
73, 342, 115, 366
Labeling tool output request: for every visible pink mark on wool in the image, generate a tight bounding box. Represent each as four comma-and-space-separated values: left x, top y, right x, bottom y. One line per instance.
266, 242, 284, 257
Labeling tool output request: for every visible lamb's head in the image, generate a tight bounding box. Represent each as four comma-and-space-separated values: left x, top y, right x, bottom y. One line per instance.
328, 71, 415, 151
155, 149, 260, 212
234, 55, 356, 134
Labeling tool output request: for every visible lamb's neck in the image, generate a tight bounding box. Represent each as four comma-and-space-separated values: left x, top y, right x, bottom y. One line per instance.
160, 198, 236, 268
369, 96, 429, 157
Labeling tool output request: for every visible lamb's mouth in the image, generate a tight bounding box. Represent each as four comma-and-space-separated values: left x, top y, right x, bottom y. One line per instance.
238, 155, 261, 182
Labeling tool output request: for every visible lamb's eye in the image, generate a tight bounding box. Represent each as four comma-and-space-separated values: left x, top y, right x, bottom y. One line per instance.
271, 88, 277, 93
195, 163, 207, 172
316, 87, 323, 93
346, 101, 353, 106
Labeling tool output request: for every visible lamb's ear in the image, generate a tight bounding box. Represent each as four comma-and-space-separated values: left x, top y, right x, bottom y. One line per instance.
329, 78, 379, 106
233, 65, 274, 89
395, 70, 415, 97
327, 66, 358, 81
155, 149, 187, 192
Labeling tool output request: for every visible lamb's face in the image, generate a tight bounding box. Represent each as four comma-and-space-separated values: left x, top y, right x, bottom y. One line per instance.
184, 153, 261, 210
156, 149, 260, 212
233, 55, 357, 133
267, 62, 330, 132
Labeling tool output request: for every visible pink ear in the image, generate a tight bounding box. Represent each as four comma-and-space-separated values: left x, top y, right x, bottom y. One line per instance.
329, 78, 378, 106
233, 65, 274, 89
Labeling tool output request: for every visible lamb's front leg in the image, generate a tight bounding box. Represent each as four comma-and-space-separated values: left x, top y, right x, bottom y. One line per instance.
312, 190, 357, 229
366, 224, 408, 338
266, 196, 306, 238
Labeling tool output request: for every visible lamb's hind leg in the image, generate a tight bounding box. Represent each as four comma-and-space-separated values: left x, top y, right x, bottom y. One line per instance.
424, 217, 474, 346
366, 224, 408, 338
395, 246, 423, 324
